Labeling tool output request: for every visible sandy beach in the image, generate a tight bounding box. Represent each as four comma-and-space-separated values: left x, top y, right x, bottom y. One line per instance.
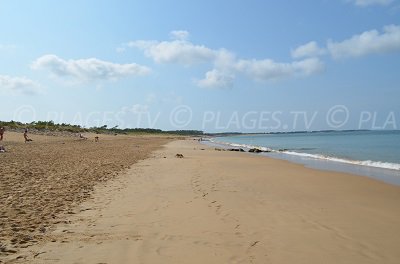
2, 138, 399, 263
0, 132, 171, 260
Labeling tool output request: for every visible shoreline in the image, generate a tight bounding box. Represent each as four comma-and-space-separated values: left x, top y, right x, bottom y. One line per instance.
6, 138, 400, 263
206, 138, 400, 186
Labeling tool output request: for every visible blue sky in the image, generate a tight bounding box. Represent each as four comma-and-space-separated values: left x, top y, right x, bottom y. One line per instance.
1, 0, 400, 132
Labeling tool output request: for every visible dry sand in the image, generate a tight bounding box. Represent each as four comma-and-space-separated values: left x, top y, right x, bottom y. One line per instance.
0, 132, 171, 259
3, 139, 400, 263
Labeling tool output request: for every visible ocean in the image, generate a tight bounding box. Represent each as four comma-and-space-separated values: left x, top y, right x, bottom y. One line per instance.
208, 130, 400, 185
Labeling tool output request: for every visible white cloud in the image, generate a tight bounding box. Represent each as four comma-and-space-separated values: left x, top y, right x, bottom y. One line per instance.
128, 39, 216, 66
327, 24, 400, 58
214, 49, 237, 69
196, 69, 234, 89
235, 58, 324, 81
197, 57, 324, 87
350, 0, 393, 6
31, 54, 151, 81
170, 30, 190, 40
122, 30, 324, 88
291, 41, 326, 59
0, 75, 42, 95
120, 104, 149, 114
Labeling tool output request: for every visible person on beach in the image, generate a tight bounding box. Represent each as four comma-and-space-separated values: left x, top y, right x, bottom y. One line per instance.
0, 127, 4, 141
79, 133, 88, 140
24, 128, 33, 143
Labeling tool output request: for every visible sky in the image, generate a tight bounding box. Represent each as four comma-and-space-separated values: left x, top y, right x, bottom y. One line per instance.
1, 0, 400, 132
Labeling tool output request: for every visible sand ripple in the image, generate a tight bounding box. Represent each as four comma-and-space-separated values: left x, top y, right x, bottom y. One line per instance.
0, 133, 170, 256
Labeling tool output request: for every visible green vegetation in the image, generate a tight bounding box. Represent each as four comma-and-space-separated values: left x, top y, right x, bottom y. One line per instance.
0, 120, 203, 136
0, 120, 86, 133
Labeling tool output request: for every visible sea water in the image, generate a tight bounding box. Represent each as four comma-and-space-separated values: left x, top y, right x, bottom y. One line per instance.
209, 130, 400, 185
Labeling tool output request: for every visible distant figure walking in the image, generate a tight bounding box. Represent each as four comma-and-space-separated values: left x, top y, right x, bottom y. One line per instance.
79, 133, 88, 140
0, 127, 4, 141
94, 136, 99, 142
24, 128, 33, 143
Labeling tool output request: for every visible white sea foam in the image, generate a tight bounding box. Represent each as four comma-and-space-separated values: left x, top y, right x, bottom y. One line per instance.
210, 139, 273, 152
209, 138, 400, 171
283, 151, 400, 171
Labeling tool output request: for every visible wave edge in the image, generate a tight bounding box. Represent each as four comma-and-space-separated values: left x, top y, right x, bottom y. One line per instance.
209, 138, 400, 171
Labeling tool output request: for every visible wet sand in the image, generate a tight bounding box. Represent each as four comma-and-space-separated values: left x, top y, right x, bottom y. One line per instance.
3, 139, 400, 263
0, 132, 171, 259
